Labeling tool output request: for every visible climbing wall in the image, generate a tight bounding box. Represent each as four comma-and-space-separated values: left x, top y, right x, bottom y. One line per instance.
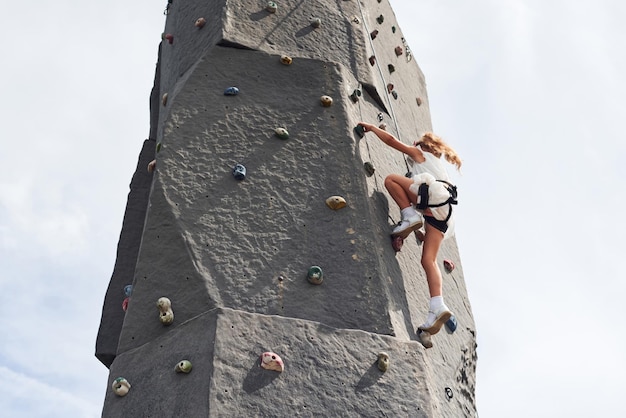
97, 1, 477, 417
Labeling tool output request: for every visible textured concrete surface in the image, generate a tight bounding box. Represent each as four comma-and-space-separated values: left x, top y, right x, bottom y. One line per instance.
97, 0, 477, 416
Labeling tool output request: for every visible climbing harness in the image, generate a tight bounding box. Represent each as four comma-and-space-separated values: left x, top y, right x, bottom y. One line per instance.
415, 180, 458, 223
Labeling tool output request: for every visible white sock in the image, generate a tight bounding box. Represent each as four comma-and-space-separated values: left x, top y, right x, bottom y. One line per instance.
401, 207, 417, 220
429, 296, 444, 311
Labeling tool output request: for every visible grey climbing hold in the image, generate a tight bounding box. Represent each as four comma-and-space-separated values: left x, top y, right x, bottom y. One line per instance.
350, 89, 362, 103
377, 113, 384, 122
364, 162, 375, 177
377, 352, 390, 372
354, 124, 366, 138
392, 91, 398, 99
233, 164, 246, 180
266, 1, 277, 13
224, 86, 239, 96
445, 387, 453, 400
388, 64, 395, 74
175, 360, 193, 373
307, 266, 324, 285
376, 15, 384, 24
310, 18, 321, 28
418, 330, 433, 349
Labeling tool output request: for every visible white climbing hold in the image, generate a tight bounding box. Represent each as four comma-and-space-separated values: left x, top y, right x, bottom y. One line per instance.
157, 297, 174, 325
112, 377, 131, 397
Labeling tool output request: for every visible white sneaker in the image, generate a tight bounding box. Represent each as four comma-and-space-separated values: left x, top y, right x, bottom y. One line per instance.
417, 305, 453, 335
391, 214, 423, 238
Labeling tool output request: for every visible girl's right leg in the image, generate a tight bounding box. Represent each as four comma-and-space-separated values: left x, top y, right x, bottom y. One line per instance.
384, 174, 423, 235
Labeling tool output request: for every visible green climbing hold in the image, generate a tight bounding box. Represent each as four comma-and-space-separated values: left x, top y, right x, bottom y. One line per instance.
354, 124, 366, 138
307, 266, 323, 285
266, 1, 277, 13
392, 26, 396, 33
156, 142, 162, 153
275, 127, 289, 140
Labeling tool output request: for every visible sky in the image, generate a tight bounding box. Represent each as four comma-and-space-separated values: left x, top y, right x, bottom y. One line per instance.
0, 1, 624, 417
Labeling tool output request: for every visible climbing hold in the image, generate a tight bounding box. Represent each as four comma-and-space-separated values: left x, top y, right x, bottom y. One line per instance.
325, 196, 346, 210
378, 123, 387, 130
349, 89, 362, 103
443, 259, 455, 272
280, 55, 293, 65
416, 97, 422, 106
395, 46, 403, 56
351, 15, 360, 24
122, 297, 129, 312
157, 297, 174, 325
377, 113, 384, 122
148, 159, 156, 173
260, 352, 284, 372
320, 95, 333, 107
266, 1, 277, 13
392, 91, 398, 99
274, 127, 289, 140
161, 93, 168, 106
418, 330, 433, 349
369, 55, 376, 66
195, 17, 206, 29
354, 124, 366, 138
164, 0, 172, 15
310, 18, 321, 28
224, 86, 239, 96
175, 360, 193, 373
112, 377, 131, 397
364, 162, 375, 177
445, 315, 458, 333
156, 142, 162, 153
392, 25, 396, 33
387, 83, 394, 93
370, 30, 379, 40
307, 265, 324, 285
232, 164, 246, 180
391, 235, 403, 252
377, 352, 390, 372
162, 33, 174, 44
124, 285, 133, 297
445, 387, 454, 400
388, 64, 395, 74
376, 15, 384, 24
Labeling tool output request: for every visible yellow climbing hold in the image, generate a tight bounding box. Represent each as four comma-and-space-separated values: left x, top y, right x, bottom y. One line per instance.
325, 196, 346, 210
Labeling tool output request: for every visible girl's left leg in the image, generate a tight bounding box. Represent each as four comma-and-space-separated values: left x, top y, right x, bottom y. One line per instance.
418, 222, 452, 334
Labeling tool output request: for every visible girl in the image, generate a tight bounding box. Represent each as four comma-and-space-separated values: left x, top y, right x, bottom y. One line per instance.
358, 122, 462, 337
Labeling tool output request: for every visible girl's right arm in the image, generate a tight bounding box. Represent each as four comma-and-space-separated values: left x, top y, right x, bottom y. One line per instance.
358, 122, 424, 163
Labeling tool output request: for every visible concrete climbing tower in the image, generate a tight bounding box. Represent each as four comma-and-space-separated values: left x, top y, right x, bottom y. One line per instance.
96, 1, 477, 416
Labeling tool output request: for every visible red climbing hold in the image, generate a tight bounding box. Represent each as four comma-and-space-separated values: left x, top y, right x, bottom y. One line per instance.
391, 236, 403, 252
122, 297, 129, 312
163, 33, 174, 44
443, 259, 455, 273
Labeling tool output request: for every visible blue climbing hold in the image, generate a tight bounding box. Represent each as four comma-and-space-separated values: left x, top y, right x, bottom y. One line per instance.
124, 285, 133, 297
445, 315, 457, 333
233, 163, 246, 180
224, 87, 240, 96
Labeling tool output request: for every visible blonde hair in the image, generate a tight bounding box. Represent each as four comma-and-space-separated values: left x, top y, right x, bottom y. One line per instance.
418, 132, 462, 170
